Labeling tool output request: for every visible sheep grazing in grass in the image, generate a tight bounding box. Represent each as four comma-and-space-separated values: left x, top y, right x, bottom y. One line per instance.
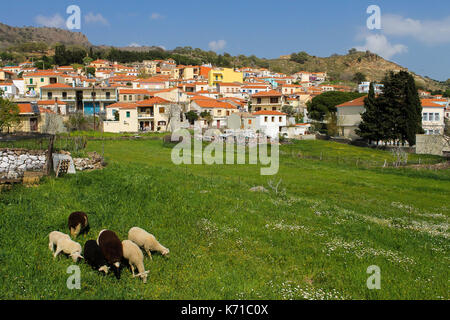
122, 240, 149, 283
84, 240, 110, 274
54, 237, 83, 262
97, 229, 123, 279
128, 227, 169, 260
48, 231, 70, 253
68, 211, 89, 238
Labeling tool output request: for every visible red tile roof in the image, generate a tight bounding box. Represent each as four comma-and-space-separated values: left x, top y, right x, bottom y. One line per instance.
41, 83, 72, 89
136, 97, 170, 106
17, 103, 34, 114
37, 100, 67, 105
251, 89, 282, 97
119, 89, 153, 95
252, 110, 286, 116
421, 99, 445, 108
193, 100, 237, 109
336, 96, 367, 108
105, 102, 136, 109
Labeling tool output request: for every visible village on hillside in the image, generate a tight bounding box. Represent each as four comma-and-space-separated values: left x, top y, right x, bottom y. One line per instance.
0, 57, 449, 153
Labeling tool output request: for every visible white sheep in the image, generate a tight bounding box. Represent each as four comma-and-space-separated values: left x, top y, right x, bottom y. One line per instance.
54, 237, 83, 262
122, 240, 149, 283
128, 227, 169, 260
48, 231, 70, 253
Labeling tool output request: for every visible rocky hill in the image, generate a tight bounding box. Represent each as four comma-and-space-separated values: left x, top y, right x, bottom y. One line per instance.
0, 22, 91, 49
269, 52, 442, 90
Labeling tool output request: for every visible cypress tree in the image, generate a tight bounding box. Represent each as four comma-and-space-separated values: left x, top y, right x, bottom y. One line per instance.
377, 71, 423, 145
356, 82, 381, 144
403, 74, 423, 145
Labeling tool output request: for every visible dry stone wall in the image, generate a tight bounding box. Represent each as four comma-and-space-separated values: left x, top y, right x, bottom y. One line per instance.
0, 148, 47, 179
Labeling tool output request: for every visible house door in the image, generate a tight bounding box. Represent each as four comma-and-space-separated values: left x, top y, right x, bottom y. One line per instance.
30, 118, 38, 132
76, 91, 83, 111
217, 120, 220, 128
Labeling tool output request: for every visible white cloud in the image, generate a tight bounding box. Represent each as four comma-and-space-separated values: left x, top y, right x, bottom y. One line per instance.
208, 40, 226, 51
355, 34, 407, 60
150, 13, 165, 20
128, 43, 141, 47
84, 12, 109, 26
34, 14, 66, 28
382, 14, 450, 45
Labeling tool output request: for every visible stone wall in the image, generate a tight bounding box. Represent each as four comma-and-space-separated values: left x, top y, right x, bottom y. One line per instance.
416, 134, 450, 156
0, 148, 47, 179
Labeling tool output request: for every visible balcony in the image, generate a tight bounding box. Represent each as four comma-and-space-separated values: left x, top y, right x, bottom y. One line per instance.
138, 112, 154, 119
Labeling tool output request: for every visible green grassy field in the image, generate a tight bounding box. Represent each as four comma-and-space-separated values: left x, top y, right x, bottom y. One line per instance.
0, 139, 448, 300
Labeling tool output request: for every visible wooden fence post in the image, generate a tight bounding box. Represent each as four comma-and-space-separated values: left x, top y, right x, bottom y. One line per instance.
46, 135, 55, 175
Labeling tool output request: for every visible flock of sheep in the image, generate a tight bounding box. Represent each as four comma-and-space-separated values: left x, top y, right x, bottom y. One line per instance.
48, 211, 169, 283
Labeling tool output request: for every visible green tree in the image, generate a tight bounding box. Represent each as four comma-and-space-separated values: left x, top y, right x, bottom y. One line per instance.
0, 92, 20, 133
185, 111, 199, 124
290, 51, 309, 64
306, 91, 365, 121
54, 44, 67, 66
281, 104, 295, 117
356, 82, 383, 144
352, 72, 366, 83
376, 71, 423, 145
83, 56, 93, 66
85, 67, 96, 77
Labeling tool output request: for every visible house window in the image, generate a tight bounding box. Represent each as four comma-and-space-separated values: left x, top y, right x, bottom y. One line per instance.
264, 116, 268, 122
435, 113, 440, 121
422, 113, 427, 121
257, 98, 261, 104
62, 92, 67, 99
47, 92, 52, 99
129, 95, 132, 101
123, 95, 127, 101
279, 117, 282, 122
106, 92, 110, 99
126, 111, 130, 118
270, 97, 278, 104
40, 78, 44, 82
30, 79, 33, 84
429, 113, 434, 121
271, 116, 275, 122
159, 107, 165, 113
91, 92, 96, 98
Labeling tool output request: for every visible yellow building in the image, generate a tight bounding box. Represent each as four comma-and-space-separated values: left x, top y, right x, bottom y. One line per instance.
23, 71, 65, 96
208, 68, 243, 86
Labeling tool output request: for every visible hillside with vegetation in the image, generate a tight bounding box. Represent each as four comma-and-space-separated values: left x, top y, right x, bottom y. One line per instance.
0, 23, 447, 91
0, 22, 91, 49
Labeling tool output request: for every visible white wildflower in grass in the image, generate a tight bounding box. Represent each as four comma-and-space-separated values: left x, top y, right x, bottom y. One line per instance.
391, 201, 417, 213
197, 218, 239, 239
197, 218, 219, 236
265, 220, 309, 234
277, 281, 348, 300
323, 237, 415, 265
403, 220, 449, 239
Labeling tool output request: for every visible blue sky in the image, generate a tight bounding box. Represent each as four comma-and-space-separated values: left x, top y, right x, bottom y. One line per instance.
1, 0, 449, 81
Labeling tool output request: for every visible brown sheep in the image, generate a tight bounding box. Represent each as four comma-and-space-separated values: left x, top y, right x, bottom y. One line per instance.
68, 211, 89, 238
97, 229, 123, 279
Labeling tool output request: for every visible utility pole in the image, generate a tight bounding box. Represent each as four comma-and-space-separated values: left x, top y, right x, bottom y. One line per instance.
92, 85, 96, 131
